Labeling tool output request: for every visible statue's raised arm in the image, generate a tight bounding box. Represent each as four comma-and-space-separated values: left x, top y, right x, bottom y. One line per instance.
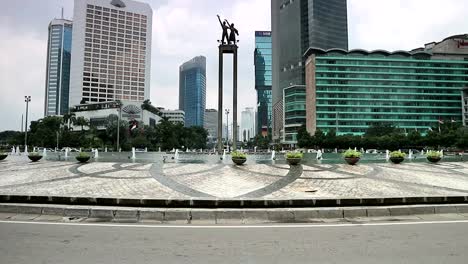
217, 15, 229, 45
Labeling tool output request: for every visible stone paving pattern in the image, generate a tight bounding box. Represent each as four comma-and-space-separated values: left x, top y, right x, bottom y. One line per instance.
1, 156, 468, 199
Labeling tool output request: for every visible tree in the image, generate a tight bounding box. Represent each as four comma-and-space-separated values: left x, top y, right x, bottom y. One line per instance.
297, 125, 312, 148
365, 123, 397, 137
74, 116, 89, 132
311, 129, 326, 148
62, 111, 76, 130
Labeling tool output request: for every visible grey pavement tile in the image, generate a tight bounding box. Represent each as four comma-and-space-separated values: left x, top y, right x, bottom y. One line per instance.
9, 214, 41, 220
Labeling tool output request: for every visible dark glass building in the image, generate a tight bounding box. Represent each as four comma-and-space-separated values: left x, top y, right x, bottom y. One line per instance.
254, 31, 272, 136
44, 19, 73, 116
271, 0, 348, 143
179, 56, 206, 127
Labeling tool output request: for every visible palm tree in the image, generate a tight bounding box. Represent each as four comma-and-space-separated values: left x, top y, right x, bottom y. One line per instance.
62, 111, 76, 130
75, 117, 89, 133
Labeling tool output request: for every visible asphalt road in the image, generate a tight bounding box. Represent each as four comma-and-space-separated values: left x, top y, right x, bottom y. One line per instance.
1, 220, 468, 264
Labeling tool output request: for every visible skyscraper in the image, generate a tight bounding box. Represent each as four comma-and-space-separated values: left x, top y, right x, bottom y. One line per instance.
69, 0, 152, 107
204, 109, 218, 145
240, 107, 255, 142
271, 0, 348, 144
44, 18, 73, 116
179, 56, 206, 127
254, 31, 272, 136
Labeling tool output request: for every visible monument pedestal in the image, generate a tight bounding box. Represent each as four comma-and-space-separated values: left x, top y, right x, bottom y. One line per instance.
217, 44, 238, 153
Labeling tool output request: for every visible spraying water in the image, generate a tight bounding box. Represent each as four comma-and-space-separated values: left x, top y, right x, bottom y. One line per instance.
94, 149, 99, 159
223, 149, 226, 160
131, 147, 136, 159
385, 150, 390, 161
408, 149, 413, 159
271, 150, 276, 160
316, 149, 323, 160
175, 149, 179, 160
43, 148, 47, 157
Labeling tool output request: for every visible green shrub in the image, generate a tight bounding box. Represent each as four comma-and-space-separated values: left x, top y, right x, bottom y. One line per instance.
76, 152, 90, 158
231, 151, 247, 159
342, 149, 362, 158
286, 151, 303, 159
426, 150, 442, 158
390, 151, 406, 158
28, 152, 42, 157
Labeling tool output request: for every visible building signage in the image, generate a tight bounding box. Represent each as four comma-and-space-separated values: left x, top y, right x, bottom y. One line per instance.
122, 104, 141, 119
255, 31, 271, 37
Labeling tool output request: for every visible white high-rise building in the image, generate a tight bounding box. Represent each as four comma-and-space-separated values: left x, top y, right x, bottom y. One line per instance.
69, 0, 152, 107
240, 107, 255, 142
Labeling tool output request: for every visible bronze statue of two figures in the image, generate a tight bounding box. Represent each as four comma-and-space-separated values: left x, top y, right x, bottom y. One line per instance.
217, 14, 239, 45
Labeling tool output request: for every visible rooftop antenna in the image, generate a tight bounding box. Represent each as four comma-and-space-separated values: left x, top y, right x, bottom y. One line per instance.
61, 7, 64, 19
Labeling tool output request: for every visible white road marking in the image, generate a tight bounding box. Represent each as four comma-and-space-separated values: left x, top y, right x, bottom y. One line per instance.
1, 219, 468, 229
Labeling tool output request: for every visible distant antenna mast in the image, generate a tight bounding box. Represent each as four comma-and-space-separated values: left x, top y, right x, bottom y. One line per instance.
61, 7, 64, 19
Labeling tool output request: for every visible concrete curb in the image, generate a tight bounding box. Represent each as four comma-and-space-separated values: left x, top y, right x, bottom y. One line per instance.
1, 195, 468, 208
1, 203, 468, 224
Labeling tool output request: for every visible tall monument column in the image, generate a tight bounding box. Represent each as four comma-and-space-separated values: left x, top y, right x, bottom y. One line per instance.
216, 14, 239, 153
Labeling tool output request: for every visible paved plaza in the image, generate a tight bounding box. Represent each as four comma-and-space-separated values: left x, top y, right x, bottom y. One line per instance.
0, 156, 468, 199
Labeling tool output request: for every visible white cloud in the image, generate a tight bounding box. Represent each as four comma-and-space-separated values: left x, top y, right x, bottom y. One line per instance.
0, 19, 47, 131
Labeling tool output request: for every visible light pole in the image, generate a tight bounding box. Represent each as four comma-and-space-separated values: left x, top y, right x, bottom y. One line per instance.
225, 108, 229, 147
116, 101, 122, 152
24, 96, 31, 153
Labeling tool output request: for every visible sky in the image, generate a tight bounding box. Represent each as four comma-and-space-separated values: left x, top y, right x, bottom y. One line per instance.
0, 0, 467, 132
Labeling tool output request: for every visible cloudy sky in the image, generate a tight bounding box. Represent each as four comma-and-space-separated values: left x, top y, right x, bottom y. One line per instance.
1, 0, 467, 131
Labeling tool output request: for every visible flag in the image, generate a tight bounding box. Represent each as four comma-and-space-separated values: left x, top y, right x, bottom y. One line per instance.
131, 124, 137, 130
428, 127, 433, 131
438, 119, 444, 124
451, 119, 456, 123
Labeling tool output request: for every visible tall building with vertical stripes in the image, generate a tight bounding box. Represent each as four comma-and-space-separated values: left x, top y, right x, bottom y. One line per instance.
44, 19, 73, 116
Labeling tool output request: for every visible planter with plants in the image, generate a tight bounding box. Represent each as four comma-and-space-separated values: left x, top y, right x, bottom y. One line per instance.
76, 152, 91, 163
343, 149, 361, 165
426, 150, 442, 163
28, 152, 43, 162
0, 153, 8, 161
231, 151, 247, 165
286, 151, 303, 165
389, 151, 406, 164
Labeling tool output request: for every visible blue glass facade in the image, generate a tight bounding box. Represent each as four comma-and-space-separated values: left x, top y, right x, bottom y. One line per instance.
179, 56, 206, 127
44, 19, 72, 116
255, 31, 272, 135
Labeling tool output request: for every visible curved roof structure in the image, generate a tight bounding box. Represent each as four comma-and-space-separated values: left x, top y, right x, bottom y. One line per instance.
304, 47, 432, 59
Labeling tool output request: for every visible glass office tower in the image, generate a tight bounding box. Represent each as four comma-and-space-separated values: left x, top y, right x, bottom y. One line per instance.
304, 48, 468, 135
254, 31, 272, 136
44, 19, 73, 116
179, 56, 206, 127
271, 0, 348, 143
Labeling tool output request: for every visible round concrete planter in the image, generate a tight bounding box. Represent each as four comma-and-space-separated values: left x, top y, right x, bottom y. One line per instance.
0, 154, 7, 161
76, 156, 90, 163
390, 157, 404, 164
427, 156, 441, 163
344, 157, 360, 165
286, 158, 302, 165
232, 157, 246, 165
28, 155, 43, 162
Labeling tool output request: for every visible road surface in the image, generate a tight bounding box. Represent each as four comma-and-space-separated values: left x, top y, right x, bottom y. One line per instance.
1, 219, 468, 263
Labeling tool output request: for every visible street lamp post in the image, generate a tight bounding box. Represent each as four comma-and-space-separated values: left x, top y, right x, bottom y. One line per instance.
225, 109, 229, 148
24, 96, 31, 153
116, 101, 122, 152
